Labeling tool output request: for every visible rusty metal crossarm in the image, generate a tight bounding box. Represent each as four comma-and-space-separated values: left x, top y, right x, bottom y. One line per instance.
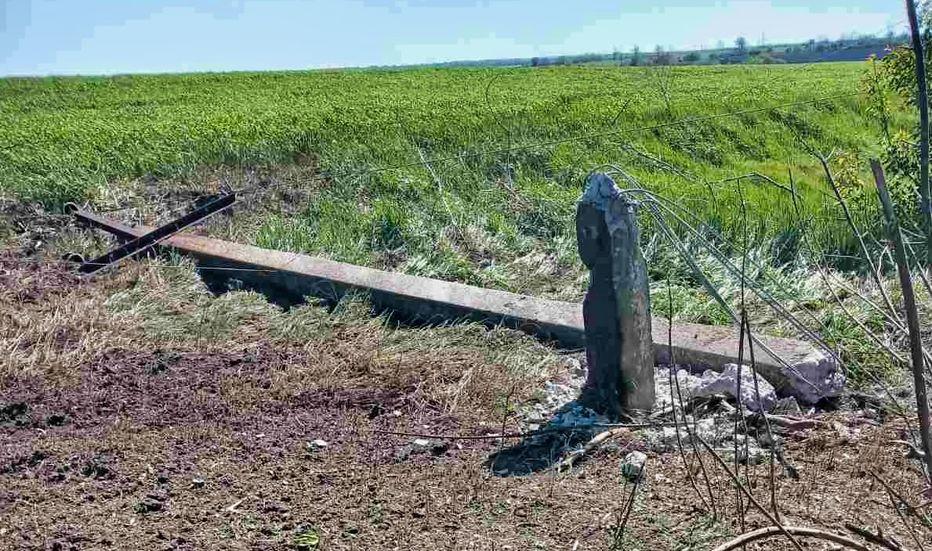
75, 193, 236, 275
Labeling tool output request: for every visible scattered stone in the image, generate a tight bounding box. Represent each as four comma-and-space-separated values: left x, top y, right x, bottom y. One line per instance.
409, 438, 448, 456
642, 416, 765, 465
722, 434, 766, 465
621, 451, 647, 481
643, 417, 717, 453
393, 446, 413, 462
134, 496, 164, 514
541, 381, 577, 409
548, 403, 608, 429
309, 439, 328, 449
191, 478, 205, 489
394, 438, 449, 461
46, 414, 66, 427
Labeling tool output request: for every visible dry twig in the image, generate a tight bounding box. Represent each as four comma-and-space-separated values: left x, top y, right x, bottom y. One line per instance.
557, 428, 631, 473
872, 160, 932, 479
711, 526, 870, 551
844, 522, 907, 551
697, 436, 805, 551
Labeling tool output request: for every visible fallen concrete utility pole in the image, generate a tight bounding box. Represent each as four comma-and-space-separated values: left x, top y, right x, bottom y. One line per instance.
74, 209, 843, 404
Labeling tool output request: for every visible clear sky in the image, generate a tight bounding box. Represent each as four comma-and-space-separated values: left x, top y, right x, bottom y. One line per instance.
0, 0, 905, 76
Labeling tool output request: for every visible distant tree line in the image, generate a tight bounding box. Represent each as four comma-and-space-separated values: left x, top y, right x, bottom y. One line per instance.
534, 32, 907, 68
409, 31, 909, 70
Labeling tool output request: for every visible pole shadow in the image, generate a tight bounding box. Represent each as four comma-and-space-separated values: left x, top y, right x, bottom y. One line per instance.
484, 397, 613, 477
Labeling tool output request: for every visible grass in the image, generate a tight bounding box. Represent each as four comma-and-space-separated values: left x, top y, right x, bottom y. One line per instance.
4, 63, 915, 288
0, 63, 906, 257
1, 60, 925, 387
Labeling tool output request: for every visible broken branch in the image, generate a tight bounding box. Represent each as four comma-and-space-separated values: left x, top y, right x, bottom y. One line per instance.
557, 428, 631, 473
711, 526, 870, 551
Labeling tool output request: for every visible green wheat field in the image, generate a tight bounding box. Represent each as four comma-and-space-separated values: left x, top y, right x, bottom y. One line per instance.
0, 62, 910, 292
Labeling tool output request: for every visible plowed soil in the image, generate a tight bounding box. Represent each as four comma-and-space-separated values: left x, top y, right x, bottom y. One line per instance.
1, 247, 931, 550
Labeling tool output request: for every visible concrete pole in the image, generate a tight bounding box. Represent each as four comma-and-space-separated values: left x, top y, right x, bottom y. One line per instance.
576, 173, 655, 417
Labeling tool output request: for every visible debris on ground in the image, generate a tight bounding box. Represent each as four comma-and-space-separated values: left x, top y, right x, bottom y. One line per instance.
784, 350, 846, 404
517, 357, 828, 469
680, 364, 777, 412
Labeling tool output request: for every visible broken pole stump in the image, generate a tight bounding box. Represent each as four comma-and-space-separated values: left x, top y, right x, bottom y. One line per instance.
576, 173, 655, 417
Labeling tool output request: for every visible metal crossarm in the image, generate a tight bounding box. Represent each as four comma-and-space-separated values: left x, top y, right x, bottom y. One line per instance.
77, 193, 236, 275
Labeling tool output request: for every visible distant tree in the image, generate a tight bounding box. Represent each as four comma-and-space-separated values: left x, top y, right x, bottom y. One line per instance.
531, 57, 540, 67
654, 44, 672, 65
735, 36, 748, 53
630, 45, 642, 66
683, 51, 700, 63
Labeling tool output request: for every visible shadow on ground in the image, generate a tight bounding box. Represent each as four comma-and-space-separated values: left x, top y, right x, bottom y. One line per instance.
485, 398, 612, 476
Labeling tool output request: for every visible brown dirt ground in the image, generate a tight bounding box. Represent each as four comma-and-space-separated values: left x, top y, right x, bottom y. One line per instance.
1, 244, 931, 550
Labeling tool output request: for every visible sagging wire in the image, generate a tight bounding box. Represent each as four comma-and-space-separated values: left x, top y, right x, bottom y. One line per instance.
585, 167, 831, 393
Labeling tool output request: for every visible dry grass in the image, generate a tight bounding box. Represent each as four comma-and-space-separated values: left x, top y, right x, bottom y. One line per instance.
0, 234, 558, 422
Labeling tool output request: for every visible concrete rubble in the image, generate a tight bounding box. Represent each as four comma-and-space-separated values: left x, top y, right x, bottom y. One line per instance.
782, 351, 846, 405
519, 356, 798, 464
531, 356, 782, 422
670, 364, 778, 413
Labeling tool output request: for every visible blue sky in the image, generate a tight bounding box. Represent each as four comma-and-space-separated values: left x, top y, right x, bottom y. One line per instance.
0, 0, 905, 76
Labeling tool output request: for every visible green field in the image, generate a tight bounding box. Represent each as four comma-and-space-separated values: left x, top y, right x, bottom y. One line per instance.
0, 62, 908, 297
